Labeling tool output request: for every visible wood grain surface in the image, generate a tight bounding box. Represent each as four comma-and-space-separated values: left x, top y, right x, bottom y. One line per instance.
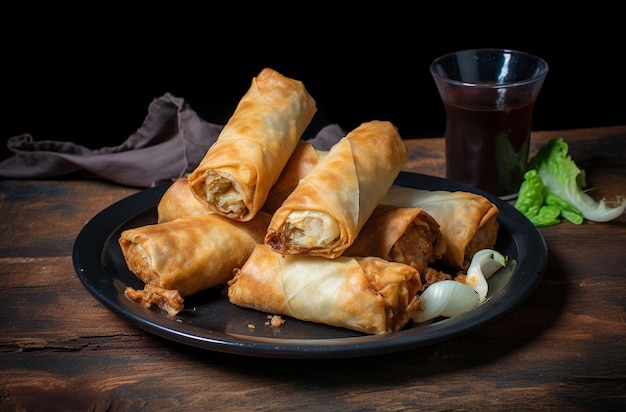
1, 126, 625, 411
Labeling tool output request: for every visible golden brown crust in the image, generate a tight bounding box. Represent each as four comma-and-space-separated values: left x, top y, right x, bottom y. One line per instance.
157, 178, 210, 223
227, 244, 421, 334
118, 212, 271, 297
265, 120, 409, 258
187, 68, 317, 221
382, 187, 499, 270
355, 256, 422, 332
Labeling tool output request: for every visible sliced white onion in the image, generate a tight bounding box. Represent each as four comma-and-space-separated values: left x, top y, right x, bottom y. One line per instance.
412, 280, 480, 323
475, 249, 507, 280
465, 271, 489, 304
466, 249, 507, 303
412, 249, 510, 324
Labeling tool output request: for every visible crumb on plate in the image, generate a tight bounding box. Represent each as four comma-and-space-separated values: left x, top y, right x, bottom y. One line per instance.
266, 314, 285, 328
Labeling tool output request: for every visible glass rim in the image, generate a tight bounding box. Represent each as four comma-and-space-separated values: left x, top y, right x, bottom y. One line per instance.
430, 48, 549, 88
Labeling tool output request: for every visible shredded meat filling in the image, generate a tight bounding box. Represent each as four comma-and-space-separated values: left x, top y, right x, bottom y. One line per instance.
124, 284, 184, 316
421, 267, 453, 291
388, 224, 444, 275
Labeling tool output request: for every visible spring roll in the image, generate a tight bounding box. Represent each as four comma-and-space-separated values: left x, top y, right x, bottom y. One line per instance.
159, 142, 327, 222
119, 212, 272, 300
187, 67, 317, 221
227, 244, 421, 334
157, 178, 210, 223
382, 187, 499, 270
265, 120, 409, 258
344, 204, 446, 277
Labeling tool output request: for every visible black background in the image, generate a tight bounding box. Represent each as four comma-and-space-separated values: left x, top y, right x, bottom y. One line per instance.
3, 7, 624, 161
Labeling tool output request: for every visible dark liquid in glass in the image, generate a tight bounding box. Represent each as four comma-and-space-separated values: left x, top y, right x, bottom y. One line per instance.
444, 87, 533, 198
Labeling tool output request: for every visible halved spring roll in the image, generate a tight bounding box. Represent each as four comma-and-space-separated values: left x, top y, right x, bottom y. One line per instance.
158, 141, 327, 223
227, 244, 422, 334
265, 120, 408, 258
382, 187, 499, 271
344, 204, 446, 279
119, 212, 272, 305
158, 140, 326, 223
187, 67, 317, 221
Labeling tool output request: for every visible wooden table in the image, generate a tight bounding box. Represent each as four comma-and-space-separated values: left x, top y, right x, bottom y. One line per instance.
2, 126, 625, 411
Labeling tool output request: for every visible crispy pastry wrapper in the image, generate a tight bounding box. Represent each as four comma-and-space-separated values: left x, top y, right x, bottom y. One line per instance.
187, 67, 317, 221
344, 204, 446, 278
265, 120, 409, 258
261, 141, 327, 214
119, 212, 271, 298
382, 187, 499, 270
157, 178, 210, 223
158, 142, 326, 223
227, 244, 422, 334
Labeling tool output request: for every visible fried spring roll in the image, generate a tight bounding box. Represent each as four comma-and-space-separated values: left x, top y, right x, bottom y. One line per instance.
158, 141, 327, 223
188, 68, 317, 221
119, 212, 272, 298
265, 120, 409, 258
344, 204, 446, 277
382, 187, 499, 270
227, 244, 421, 334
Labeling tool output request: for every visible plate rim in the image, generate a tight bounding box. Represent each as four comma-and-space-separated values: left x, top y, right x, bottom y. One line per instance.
73, 171, 547, 359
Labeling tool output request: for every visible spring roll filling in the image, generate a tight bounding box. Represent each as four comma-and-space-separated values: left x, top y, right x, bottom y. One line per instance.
121, 238, 159, 286
388, 223, 441, 273
203, 174, 247, 217
283, 210, 340, 247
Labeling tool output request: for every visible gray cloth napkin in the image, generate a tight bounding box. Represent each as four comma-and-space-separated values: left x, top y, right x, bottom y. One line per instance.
0, 93, 345, 187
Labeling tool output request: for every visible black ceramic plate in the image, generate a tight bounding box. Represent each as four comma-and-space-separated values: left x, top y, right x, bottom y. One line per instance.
73, 172, 547, 359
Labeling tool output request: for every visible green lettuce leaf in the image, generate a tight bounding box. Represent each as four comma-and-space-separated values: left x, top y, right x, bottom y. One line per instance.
515, 169, 568, 226
528, 138, 624, 222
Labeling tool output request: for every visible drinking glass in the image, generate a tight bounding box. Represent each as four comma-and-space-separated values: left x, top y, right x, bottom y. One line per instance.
430, 48, 548, 199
